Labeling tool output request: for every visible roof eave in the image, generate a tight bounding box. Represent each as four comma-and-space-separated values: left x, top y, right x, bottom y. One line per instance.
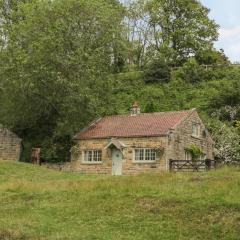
74, 133, 168, 141
72, 117, 102, 140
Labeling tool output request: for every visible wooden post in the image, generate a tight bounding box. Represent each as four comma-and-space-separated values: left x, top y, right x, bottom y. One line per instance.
169, 159, 173, 171
205, 159, 211, 171
31, 148, 41, 165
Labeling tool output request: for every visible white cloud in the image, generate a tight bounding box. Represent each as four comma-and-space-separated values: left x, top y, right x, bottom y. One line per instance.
199, 0, 240, 62
216, 26, 240, 62
219, 26, 240, 38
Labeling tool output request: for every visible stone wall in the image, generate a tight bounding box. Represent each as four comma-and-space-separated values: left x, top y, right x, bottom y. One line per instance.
166, 110, 214, 164
71, 136, 167, 175
42, 162, 72, 171
0, 128, 21, 161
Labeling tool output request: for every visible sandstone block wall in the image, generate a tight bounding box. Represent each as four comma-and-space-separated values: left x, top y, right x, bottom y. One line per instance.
0, 128, 21, 161
166, 110, 214, 163
71, 136, 167, 175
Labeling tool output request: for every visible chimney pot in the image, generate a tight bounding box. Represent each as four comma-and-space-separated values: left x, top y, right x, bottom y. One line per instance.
131, 101, 140, 115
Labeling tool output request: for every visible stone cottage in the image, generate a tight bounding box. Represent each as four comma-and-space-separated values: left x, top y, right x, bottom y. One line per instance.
0, 126, 22, 161
71, 103, 214, 175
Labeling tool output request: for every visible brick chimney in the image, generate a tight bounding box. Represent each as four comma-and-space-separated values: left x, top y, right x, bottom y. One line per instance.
130, 101, 140, 115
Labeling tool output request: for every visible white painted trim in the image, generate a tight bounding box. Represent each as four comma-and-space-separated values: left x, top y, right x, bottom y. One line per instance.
191, 135, 202, 140
81, 150, 103, 164
104, 139, 127, 150
81, 162, 103, 165
132, 148, 157, 163
133, 160, 156, 164
192, 122, 201, 138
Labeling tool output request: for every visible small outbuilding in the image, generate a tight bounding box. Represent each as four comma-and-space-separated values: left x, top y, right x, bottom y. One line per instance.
0, 126, 22, 161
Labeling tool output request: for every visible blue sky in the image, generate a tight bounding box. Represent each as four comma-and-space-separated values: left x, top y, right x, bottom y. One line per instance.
201, 0, 240, 62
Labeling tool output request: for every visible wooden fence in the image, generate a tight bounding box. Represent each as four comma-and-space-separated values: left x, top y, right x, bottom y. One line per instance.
169, 159, 216, 172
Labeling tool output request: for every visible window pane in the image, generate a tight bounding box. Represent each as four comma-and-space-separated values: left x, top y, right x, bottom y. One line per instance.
139, 149, 144, 160
135, 149, 140, 161
97, 151, 102, 162
84, 151, 88, 162
192, 123, 200, 136
192, 124, 196, 135
150, 149, 156, 161
84, 150, 102, 162
198, 126, 200, 136
199, 154, 206, 161
93, 150, 98, 162
145, 149, 150, 160
135, 148, 156, 161
88, 151, 92, 162
185, 151, 192, 160
135, 149, 144, 161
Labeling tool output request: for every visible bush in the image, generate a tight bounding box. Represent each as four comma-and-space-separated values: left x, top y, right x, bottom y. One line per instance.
143, 57, 171, 83
172, 57, 234, 84
185, 144, 203, 161
207, 119, 240, 162
195, 48, 229, 65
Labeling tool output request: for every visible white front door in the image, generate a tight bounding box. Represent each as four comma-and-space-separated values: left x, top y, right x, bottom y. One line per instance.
112, 149, 122, 175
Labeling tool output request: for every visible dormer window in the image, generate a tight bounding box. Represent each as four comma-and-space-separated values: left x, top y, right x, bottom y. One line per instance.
192, 123, 201, 137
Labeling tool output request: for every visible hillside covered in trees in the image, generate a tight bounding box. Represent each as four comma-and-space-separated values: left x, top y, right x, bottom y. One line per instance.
0, 0, 239, 162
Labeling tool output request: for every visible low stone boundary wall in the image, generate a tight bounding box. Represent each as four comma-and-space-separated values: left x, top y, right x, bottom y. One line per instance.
42, 162, 72, 171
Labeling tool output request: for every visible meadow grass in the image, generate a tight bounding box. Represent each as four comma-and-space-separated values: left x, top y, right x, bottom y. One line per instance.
0, 160, 240, 239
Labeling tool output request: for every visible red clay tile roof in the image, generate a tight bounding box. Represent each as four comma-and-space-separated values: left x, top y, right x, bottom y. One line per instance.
74, 109, 193, 140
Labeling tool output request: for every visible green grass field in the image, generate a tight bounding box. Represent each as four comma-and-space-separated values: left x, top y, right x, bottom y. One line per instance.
0, 161, 240, 240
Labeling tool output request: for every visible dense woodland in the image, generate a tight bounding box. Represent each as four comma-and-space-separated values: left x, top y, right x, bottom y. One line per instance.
0, 0, 239, 162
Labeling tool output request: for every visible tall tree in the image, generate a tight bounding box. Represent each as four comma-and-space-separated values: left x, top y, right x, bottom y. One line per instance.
146, 0, 219, 65
0, 0, 123, 161
124, 0, 151, 68
122, 0, 219, 69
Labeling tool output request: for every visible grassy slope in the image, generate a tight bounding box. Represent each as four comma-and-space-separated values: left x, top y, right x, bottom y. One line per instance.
0, 161, 240, 240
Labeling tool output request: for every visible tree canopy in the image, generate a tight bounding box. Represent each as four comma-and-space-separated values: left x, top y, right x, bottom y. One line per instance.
0, 0, 124, 161
0, 0, 239, 162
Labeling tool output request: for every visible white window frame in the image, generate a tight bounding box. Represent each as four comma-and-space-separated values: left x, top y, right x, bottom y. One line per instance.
192, 123, 201, 138
185, 151, 192, 161
199, 154, 206, 161
133, 148, 156, 163
82, 150, 102, 164
185, 151, 206, 161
